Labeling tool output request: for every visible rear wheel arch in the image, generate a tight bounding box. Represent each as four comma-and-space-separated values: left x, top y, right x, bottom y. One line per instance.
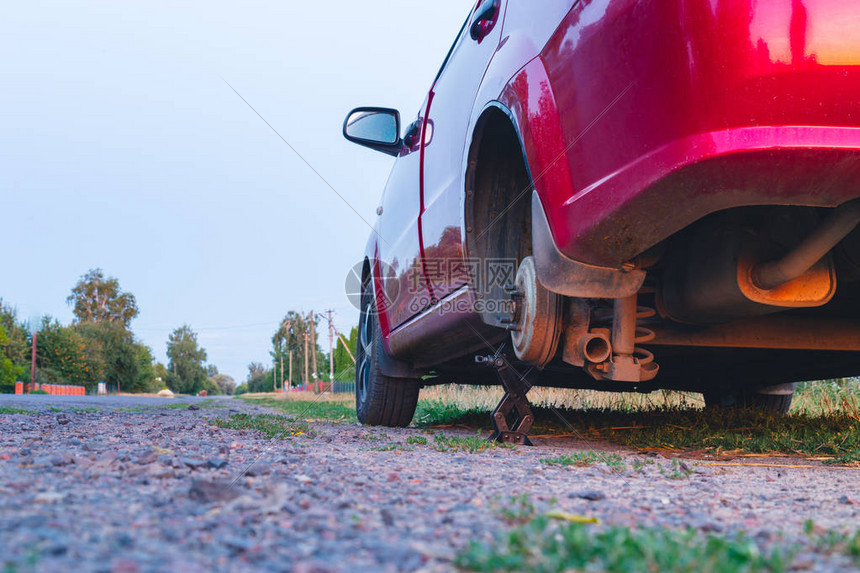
464, 103, 535, 327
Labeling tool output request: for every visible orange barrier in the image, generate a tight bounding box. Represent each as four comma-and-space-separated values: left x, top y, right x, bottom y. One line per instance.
21, 383, 85, 395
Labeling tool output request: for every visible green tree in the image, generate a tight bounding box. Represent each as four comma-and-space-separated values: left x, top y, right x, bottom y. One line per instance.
271, 311, 320, 387
207, 365, 236, 395
166, 325, 208, 394
67, 269, 139, 327
36, 317, 98, 386
0, 301, 30, 368
154, 362, 169, 386
0, 322, 24, 387
245, 361, 274, 393
75, 322, 152, 392
133, 344, 157, 393
332, 326, 357, 381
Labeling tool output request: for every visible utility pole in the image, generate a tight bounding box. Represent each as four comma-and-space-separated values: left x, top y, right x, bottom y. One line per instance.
303, 332, 309, 390
30, 333, 37, 388
310, 311, 319, 393
279, 318, 293, 392
289, 349, 293, 390
327, 310, 334, 390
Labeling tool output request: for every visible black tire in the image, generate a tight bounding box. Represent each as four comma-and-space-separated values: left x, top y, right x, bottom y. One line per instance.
355, 286, 419, 427
703, 389, 794, 414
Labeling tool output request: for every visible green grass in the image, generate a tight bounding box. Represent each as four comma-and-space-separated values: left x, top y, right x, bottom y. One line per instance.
793, 379, 860, 416
418, 402, 860, 464
631, 458, 656, 473
156, 399, 220, 410
659, 458, 695, 480
491, 494, 539, 526
825, 451, 860, 465
457, 516, 795, 573
540, 451, 626, 471
406, 435, 428, 445
212, 413, 310, 439
369, 442, 407, 452
0, 407, 32, 415
239, 396, 357, 423
358, 431, 390, 442
415, 398, 481, 426
431, 432, 513, 453
461, 495, 860, 573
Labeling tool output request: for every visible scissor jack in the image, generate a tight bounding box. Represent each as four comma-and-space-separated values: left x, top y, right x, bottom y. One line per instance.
475, 348, 535, 446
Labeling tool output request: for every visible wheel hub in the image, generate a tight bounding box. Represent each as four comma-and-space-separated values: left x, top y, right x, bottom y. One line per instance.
509, 256, 562, 367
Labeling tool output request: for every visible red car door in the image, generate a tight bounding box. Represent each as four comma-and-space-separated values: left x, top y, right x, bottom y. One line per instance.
420, 0, 507, 302
376, 101, 434, 331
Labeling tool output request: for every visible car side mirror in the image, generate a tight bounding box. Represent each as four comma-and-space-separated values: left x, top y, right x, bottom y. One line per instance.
343, 107, 402, 156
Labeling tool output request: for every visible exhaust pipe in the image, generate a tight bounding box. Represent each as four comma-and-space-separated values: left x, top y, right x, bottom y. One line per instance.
752, 200, 860, 290
578, 330, 612, 364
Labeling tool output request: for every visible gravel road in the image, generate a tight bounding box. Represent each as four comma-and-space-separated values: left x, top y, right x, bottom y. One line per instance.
1, 394, 858, 572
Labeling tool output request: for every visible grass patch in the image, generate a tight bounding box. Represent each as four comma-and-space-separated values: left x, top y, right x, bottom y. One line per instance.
157, 399, 220, 410
0, 407, 33, 415
540, 451, 626, 472
406, 436, 428, 445
793, 379, 860, 417
369, 442, 407, 452
825, 451, 860, 466
464, 496, 859, 572
631, 458, 656, 473
432, 432, 512, 453
806, 521, 860, 564
419, 402, 860, 463
240, 395, 357, 423
358, 431, 389, 442
415, 398, 484, 426
659, 458, 695, 480
212, 413, 310, 439
491, 494, 538, 526
457, 516, 795, 573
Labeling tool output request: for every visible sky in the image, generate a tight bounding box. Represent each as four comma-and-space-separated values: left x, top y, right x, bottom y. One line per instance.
0, 0, 472, 382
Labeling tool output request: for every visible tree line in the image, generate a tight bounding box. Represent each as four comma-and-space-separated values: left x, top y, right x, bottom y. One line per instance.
235, 312, 357, 394
0, 269, 234, 395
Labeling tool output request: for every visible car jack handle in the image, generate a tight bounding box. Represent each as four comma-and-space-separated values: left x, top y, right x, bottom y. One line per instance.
475, 347, 535, 446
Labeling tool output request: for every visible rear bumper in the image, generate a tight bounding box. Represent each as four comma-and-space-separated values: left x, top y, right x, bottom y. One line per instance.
537, 0, 860, 267
553, 126, 860, 267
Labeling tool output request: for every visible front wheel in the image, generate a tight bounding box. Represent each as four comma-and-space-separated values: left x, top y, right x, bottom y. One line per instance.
355, 286, 419, 427
703, 383, 796, 415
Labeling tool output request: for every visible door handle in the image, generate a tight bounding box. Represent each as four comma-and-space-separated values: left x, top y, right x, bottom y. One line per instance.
403, 120, 422, 148
470, 0, 500, 41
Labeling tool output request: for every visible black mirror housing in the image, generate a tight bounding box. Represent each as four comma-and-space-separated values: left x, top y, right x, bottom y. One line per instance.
343, 107, 402, 156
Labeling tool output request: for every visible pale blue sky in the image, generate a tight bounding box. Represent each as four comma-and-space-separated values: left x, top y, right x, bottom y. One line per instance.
0, 0, 471, 381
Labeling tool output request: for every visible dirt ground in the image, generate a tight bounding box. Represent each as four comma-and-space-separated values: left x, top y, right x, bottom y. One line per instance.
1, 394, 858, 572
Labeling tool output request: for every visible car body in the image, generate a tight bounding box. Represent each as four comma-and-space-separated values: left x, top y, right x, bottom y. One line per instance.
345, 0, 860, 425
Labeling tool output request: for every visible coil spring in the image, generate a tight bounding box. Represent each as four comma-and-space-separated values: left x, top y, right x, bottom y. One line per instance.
633, 305, 656, 365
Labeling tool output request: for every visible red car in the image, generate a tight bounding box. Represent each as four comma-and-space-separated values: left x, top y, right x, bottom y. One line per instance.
344, 0, 860, 432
